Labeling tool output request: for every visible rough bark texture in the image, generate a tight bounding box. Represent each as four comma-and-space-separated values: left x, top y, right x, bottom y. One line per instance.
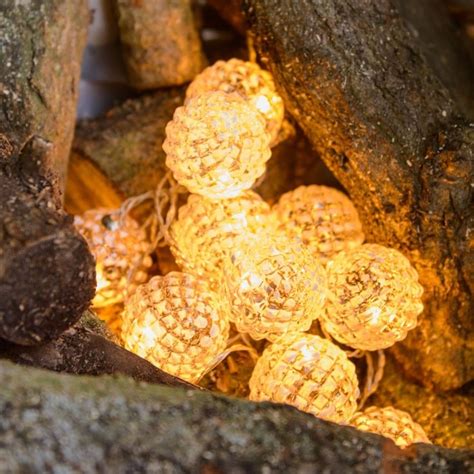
115, 0, 205, 89
0, 0, 89, 197
0, 361, 472, 473
0, 314, 195, 390
0, 0, 96, 345
244, 0, 474, 391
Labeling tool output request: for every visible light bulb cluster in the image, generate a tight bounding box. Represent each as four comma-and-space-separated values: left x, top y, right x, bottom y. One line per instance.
75, 59, 427, 444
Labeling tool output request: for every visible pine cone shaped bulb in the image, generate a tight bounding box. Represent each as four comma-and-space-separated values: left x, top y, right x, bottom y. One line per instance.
321, 244, 424, 351
273, 185, 364, 263
122, 272, 230, 383
351, 406, 430, 448
170, 191, 275, 282
163, 91, 272, 199
249, 334, 360, 423
74, 209, 151, 308
186, 59, 284, 145
225, 234, 327, 341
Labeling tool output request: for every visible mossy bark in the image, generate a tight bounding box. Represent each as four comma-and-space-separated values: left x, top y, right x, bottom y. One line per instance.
0, 360, 472, 473
0, 0, 96, 345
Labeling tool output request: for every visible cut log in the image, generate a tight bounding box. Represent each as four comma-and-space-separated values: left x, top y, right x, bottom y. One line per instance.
0, 316, 196, 390
70, 87, 186, 201
0, 0, 90, 198
0, 0, 96, 345
244, 0, 474, 391
114, 0, 205, 89
0, 360, 472, 472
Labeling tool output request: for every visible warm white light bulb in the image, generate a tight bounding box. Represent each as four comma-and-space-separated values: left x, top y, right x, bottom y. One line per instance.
249, 333, 360, 423
225, 234, 327, 341
163, 91, 271, 199
321, 244, 423, 351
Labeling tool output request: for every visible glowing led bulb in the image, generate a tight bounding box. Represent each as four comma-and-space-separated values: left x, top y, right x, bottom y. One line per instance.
321, 244, 423, 351
170, 191, 275, 281
122, 272, 230, 383
249, 334, 359, 423
186, 59, 284, 144
351, 406, 430, 448
225, 234, 327, 341
74, 208, 151, 308
163, 91, 271, 199
273, 185, 364, 263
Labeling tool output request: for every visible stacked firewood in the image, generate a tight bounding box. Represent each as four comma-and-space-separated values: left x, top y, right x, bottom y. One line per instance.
0, 0, 472, 470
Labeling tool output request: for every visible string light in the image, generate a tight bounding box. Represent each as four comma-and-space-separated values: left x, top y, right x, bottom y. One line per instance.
225, 234, 327, 341
273, 185, 364, 263
321, 244, 423, 351
122, 272, 230, 383
83, 56, 429, 425
163, 91, 271, 199
170, 191, 275, 281
249, 334, 359, 423
351, 406, 430, 448
74, 208, 151, 308
186, 59, 284, 144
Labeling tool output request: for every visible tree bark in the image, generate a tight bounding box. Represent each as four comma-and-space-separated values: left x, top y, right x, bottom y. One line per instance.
0, 317, 196, 390
70, 87, 186, 201
0, 1, 96, 344
0, 360, 472, 473
243, 0, 474, 391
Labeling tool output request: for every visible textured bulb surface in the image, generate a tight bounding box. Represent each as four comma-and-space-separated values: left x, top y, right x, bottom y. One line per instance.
186, 59, 284, 144
74, 209, 151, 308
170, 191, 275, 281
321, 244, 423, 351
122, 272, 230, 383
249, 334, 359, 423
225, 234, 327, 341
163, 91, 271, 199
351, 406, 430, 448
273, 185, 364, 263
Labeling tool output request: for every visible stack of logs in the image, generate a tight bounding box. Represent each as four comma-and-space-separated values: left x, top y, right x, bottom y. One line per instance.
0, 0, 472, 471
